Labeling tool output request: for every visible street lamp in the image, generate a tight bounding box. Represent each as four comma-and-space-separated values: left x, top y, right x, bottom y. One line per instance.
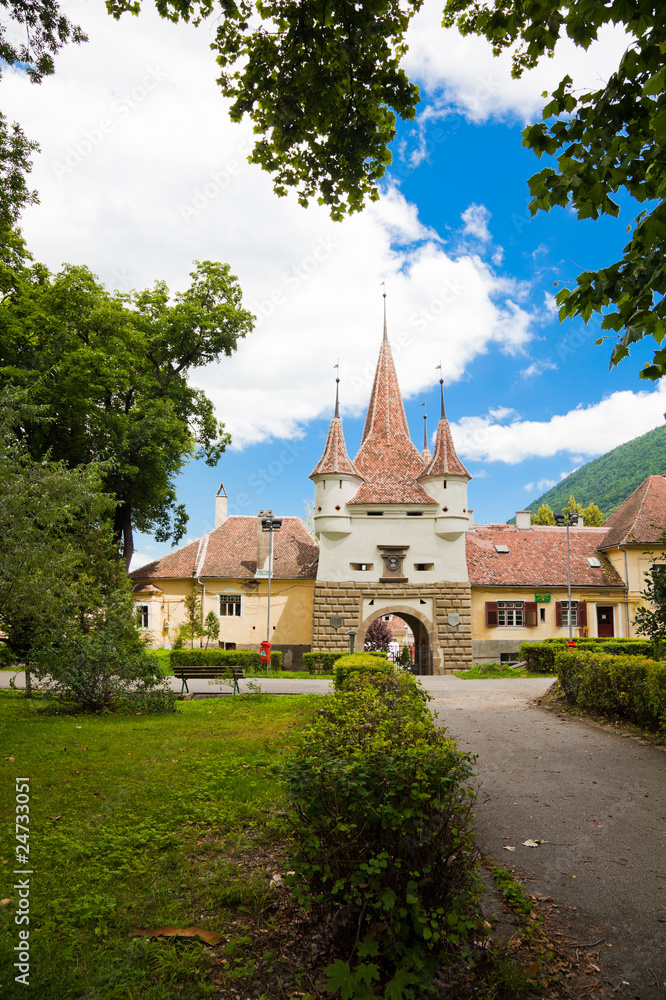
261, 515, 282, 668
346, 630, 357, 654
554, 512, 579, 641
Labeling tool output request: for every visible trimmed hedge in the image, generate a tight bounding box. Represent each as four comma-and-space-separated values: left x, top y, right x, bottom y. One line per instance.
555, 649, 666, 731
301, 651, 346, 674
281, 660, 478, 998
169, 648, 283, 671
520, 638, 656, 673
332, 651, 391, 691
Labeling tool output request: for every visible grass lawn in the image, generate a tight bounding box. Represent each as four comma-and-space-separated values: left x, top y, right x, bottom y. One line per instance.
0, 690, 320, 999
454, 662, 555, 680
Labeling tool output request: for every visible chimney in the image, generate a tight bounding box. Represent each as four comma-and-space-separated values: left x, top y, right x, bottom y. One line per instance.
467, 509, 474, 527
576, 514, 585, 527
515, 510, 532, 530
255, 509, 272, 577
215, 483, 228, 527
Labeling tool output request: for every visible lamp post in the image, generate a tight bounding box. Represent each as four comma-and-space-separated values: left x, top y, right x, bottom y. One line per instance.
261, 515, 282, 667
346, 630, 357, 654
554, 512, 578, 640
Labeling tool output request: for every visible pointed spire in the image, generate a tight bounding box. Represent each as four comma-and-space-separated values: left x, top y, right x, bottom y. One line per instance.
310, 372, 361, 479
351, 307, 436, 505
420, 369, 470, 481
420, 400, 431, 460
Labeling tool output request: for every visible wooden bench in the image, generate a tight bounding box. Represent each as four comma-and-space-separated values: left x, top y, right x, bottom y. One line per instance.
173, 665, 245, 697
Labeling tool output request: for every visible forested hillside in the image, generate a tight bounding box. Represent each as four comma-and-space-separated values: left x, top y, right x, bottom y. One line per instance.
526, 424, 666, 520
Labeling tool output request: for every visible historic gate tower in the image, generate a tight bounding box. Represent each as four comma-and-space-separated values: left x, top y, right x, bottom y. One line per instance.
310, 306, 473, 673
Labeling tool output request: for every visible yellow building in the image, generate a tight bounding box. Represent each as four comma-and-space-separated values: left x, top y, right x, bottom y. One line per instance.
468, 477, 666, 664
130, 489, 318, 669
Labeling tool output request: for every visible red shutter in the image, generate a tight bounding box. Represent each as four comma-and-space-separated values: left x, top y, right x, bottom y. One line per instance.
525, 602, 538, 627
485, 602, 498, 627
578, 602, 587, 628
555, 602, 562, 627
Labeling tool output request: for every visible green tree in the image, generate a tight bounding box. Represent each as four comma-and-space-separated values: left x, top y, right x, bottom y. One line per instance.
441, 0, 666, 380
0, 0, 86, 83
562, 495, 584, 520
0, 260, 254, 568
581, 502, 605, 527
0, 390, 171, 710
634, 562, 666, 659
532, 503, 555, 525
203, 609, 220, 648
182, 589, 204, 649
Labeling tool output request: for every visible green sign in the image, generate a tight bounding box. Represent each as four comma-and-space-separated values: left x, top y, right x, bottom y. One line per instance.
534, 593, 551, 603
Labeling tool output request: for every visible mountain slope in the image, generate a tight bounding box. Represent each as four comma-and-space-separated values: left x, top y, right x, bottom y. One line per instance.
526, 423, 666, 519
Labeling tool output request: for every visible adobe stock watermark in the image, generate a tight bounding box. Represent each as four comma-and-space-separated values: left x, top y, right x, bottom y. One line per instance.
179, 140, 253, 223
13, 776, 32, 986
252, 236, 340, 327
52, 67, 169, 181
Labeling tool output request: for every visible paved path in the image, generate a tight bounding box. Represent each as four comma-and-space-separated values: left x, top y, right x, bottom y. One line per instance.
3, 670, 663, 995
430, 681, 666, 1000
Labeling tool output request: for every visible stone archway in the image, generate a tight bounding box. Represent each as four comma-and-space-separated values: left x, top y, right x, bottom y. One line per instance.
358, 606, 433, 675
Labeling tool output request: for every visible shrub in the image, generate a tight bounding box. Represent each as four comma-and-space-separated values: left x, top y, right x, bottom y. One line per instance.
332, 651, 391, 691
169, 648, 283, 671
520, 638, 656, 673
301, 651, 346, 674
555, 649, 666, 731
281, 666, 479, 997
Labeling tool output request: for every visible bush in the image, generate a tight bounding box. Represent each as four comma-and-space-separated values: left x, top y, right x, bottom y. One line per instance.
332, 651, 391, 691
32, 590, 176, 713
281, 663, 479, 997
555, 649, 666, 731
169, 648, 283, 671
520, 638, 656, 673
0, 643, 14, 668
301, 651, 347, 674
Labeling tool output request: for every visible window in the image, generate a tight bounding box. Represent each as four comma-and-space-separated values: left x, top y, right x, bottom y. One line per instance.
494, 544, 510, 554
350, 562, 373, 571
367, 511, 383, 516
136, 603, 149, 628
560, 601, 577, 627
406, 511, 423, 516
540, 607, 546, 623
414, 563, 434, 571
497, 601, 524, 626
586, 557, 601, 568
219, 594, 242, 617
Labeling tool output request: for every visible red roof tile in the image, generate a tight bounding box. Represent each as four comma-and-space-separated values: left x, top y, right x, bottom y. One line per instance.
310, 416, 362, 477
600, 475, 666, 548
130, 517, 319, 581
350, 335, 435, 504
420, 416, 470, 479
466, 525, 625, 588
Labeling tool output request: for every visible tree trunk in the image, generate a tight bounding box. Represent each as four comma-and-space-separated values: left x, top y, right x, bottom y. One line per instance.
113, 503, 134, 573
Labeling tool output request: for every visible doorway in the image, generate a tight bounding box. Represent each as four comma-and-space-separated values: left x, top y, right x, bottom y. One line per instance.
596, 606, 614, 638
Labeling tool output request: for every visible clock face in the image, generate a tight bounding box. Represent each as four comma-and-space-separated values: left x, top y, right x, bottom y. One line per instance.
385, 555, 401, 573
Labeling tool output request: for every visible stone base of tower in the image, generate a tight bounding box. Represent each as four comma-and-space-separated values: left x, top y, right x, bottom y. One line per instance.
311, 581, 472, 674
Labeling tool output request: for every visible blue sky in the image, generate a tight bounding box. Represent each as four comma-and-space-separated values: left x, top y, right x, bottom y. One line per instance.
3, 2, 663, 566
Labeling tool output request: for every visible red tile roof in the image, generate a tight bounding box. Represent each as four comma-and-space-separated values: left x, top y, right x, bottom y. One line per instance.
420, 415, 470, 479
466, 525, 625, 588
130, 517, 319, 581
600, 475, 666, 548
310, 416, 361, 478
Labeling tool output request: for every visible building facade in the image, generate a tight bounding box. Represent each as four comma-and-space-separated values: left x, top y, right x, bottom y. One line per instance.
309, 309, 473, 673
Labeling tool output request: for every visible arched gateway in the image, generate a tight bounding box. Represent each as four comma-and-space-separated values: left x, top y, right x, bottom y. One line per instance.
309, 302, 473, 674
360, 608, 433, 674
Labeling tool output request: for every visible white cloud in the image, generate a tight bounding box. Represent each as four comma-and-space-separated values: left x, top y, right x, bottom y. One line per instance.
2, 0, 542, 451
452, 384, 666, 464
403, 0, 632, 122
520, 359, 557, 378
524, 478, 557, 493
461, 203, 491, 242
